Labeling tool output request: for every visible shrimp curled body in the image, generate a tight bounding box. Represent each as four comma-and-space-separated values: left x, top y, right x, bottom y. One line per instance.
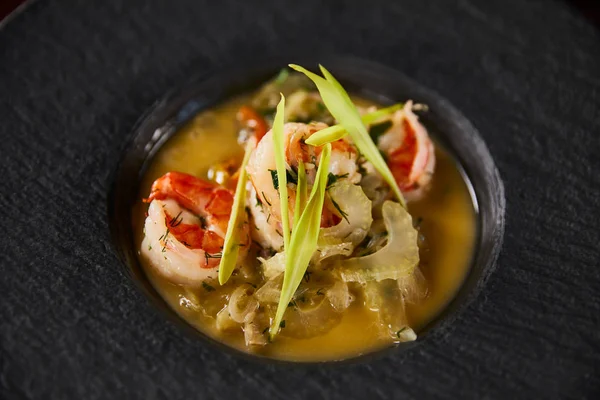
141, 172, 249, 284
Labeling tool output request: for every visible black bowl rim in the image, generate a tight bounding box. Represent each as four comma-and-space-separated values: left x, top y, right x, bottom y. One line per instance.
107, 54, 506, 366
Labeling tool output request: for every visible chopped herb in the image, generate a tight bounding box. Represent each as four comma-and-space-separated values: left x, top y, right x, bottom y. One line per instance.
316, 288, 325, 296
261, 191, 272, 206
169, 211, 183, 227
303, 270, 312, 283
255, 194, 263, 207
204, 251, 222, 265
326, 172, 349, 189
279, 320, 286, 328
202, 281, 215, 292
148, 244, 152, 251
330, 197, 350, 224
270, 168, 298, 190
286, 168, 298, 186
369, 120, 392, 143
316, 101, 327, 112
198, 216, 207, 229
269, 169, 279, 190
262, 327, 270, 334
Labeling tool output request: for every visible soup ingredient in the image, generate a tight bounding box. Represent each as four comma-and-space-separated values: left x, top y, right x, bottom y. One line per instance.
377, 101, 435, 201
300, 103, 404, 146
270, 143, 332, 339
272, 96, 291, 249
218, 140, 254, 285
141, 172, 249, 284
237, 106, 269, 143
246, 122, 360, 250
337, 201, 419, 283
289, 64, 407, 208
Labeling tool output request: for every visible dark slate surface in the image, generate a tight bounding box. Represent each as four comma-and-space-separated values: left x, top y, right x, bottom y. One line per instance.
1, 0, 599, 398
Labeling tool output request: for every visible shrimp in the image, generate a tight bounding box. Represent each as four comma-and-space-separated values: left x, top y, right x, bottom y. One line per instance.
376, 101, 435, 202
141, 172, 250, 285
246, 122, 360, 250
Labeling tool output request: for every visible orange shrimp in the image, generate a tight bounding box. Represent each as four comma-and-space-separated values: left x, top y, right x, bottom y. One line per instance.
141, 172, 250, 284
377, 101, 435, 201
246, 122, 360, 250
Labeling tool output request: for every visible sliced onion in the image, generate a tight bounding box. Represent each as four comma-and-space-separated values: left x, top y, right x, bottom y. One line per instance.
326, 280, 353, 312
364, 280, 409, 338
258, 252, 286, 280
338, 201, 419, 283
215, 305, 239, 331
243, 318, 268, 346
398, 266, 428, 304
280, 295, 342, 339
254, 274, 283, 304
228, 284, 259, 323
321, 181, 372, 246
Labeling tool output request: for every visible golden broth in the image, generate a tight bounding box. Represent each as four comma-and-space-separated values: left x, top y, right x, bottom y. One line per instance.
132, 94, 477, 361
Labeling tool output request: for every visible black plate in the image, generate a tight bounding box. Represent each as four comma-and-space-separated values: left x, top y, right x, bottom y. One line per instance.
108, 56, 505, 363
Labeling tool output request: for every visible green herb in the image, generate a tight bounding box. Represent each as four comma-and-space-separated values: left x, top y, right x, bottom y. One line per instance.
330, 197, 350, 224
148, 244, 152, 251
326, 172, 349, 189
275, 68, 290, 85
169, 211, 183, 227
261, 191, 272, 206
280, 320, 286, 328
202, 281, 215, 292
316, 288, 325, 296
262, 327, 270, 334
289, 64, 406, 207
204, 251, 222, 265
272, 95, 291, 249
269, 169, 279, 190
270, 168, 298, 191
270, 143, 332, 339
369, 120, 393, 143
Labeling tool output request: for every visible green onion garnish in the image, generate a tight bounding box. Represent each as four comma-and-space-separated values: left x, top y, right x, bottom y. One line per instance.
270, 143, 332, 339
272, 95, 291, 249
303, 103, 404, 146
218, 140, 254, 285
293, 161, 307, 229
289, 64, 406, 208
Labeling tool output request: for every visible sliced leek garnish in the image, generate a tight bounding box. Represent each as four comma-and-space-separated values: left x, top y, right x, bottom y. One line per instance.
218, 139, 254, 285
289, 64, 406, 207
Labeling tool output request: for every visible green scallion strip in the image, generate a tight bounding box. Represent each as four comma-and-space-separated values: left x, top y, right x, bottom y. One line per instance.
270, 143, 332, 339
293, 162, 307, 230
303, 103, 403, 146
289, 64, 406, 208
272, 95, 291, 249
218, 140, 254, 285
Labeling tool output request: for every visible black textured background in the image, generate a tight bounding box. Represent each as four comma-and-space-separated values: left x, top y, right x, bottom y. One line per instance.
1, 0, 599, 398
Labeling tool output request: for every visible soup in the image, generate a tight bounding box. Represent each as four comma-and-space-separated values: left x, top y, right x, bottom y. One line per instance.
132, 69, 476, 361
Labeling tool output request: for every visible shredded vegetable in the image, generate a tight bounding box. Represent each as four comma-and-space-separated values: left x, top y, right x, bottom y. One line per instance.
289, 64, 406, 207
270, 143, 332, 339
218, 139, 254, 285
